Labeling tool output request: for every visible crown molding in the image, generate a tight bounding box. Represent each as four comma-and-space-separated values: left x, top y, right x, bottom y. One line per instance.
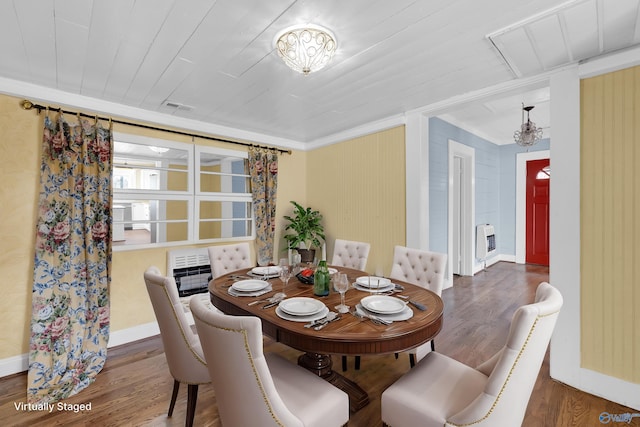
304, 114, 406, 150
0, 76, 303, 151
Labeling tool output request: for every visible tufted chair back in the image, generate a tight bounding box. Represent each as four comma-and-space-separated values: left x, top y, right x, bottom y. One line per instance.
389, 245, 447, 296
381, 282, 563, 427
331, 239, 371, 271
190, 297, 349, 427
208, 242, 252, 279
143, 266, 210, 426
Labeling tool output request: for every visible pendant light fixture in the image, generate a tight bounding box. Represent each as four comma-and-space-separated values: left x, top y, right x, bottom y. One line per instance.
513, 103, 543, 147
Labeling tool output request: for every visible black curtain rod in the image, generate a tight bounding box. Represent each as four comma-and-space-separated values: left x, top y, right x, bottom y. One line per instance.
20, 99, 291, 155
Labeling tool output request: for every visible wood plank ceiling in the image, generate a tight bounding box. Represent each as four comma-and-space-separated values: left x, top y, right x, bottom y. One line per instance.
0, 0, 638, 144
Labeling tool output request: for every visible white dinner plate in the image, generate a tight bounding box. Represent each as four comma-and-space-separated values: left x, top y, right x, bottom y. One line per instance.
227, 285, 272, 297
328, 268, 338, 275
279, 297, 325, 316
360, 295, 406, 314
231, 279, 270, 293
252, 266, 282, 276
355, 276, 391, 288
276, 306, 330, 322
353, 282, 395, 293
356, 304, 414, 322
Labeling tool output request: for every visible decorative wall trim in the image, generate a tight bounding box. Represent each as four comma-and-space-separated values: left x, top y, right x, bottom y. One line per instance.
550, 52, 640, 411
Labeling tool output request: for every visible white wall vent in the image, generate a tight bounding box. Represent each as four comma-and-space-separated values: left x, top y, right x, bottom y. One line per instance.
476, 224, 497, 261
167, 248, 211, 297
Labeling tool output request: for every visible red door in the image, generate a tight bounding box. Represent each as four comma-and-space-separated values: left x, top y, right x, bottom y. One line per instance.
526, 159, 550, 265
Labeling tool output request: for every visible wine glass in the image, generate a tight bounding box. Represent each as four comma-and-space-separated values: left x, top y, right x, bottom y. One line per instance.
334, 273, 350, 313
279, 265, 291, 297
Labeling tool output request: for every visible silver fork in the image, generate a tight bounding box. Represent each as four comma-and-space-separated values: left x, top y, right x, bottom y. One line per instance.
351, 309, 391, 325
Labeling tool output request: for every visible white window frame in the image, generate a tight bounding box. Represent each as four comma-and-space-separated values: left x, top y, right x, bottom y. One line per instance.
195, 145, 253, 243
112, 132, 253, 251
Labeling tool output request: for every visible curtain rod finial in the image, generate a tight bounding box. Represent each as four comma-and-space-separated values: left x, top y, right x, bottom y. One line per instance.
21, 100, 34, 110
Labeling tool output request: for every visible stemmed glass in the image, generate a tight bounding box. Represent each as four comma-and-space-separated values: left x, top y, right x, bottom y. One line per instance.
279, 265, 291, 297
334, 273, 350, 313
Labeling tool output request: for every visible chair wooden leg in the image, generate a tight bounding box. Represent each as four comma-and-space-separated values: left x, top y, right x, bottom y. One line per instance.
168, 380, 180, 416
342, 355, 361, 371
409, 353, 416, 368
186, 384, 199, 427
431, 339, 435, 352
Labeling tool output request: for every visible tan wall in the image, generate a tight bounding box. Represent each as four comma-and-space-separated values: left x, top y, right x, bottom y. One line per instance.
306, 126, 406, 275
0, 93, 306, 360
581, 65, 640, 383
0, 94, 41, 359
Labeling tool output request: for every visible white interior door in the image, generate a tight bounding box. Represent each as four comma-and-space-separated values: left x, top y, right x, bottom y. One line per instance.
448, 140, 475, 279
452, 156, 462, 275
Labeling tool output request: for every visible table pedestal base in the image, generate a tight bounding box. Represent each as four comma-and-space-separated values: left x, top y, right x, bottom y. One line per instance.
298, 352, 369, 412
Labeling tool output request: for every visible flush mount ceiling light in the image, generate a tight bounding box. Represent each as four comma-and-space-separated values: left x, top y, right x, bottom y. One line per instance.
274, 24, 337, 75
513, 103, 543, 147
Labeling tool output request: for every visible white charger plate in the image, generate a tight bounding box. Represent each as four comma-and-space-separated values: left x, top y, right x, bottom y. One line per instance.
356, 303, 413, 322
361, 295, 406, 314
231, 279, 270, 293
276, 306, 330, 322
355, 276, 391, 288
353, 282, 395, 293
227, 285, 272, 297
252, 266, 282, 276
279, 297, 325, 316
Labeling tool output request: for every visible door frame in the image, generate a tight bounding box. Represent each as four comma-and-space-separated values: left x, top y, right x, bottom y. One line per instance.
515, 150, 550, 264
447, 140, 475, 280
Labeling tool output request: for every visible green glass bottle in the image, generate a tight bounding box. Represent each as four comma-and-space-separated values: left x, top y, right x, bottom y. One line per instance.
313, 260, 330, 296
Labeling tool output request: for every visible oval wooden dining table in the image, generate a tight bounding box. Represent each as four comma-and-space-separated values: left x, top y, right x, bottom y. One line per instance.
208, 266, 444, 412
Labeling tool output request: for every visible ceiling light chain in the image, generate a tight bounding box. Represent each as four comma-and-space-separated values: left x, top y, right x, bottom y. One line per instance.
274, 24, 337, 75
513, 103, 543, 147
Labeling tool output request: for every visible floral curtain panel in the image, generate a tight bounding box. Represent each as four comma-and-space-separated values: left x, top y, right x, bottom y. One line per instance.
249, 148, 278, 266
28, 112, 112, 404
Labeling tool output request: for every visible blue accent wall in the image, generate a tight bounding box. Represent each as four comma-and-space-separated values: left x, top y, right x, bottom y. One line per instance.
428, 117, 550, 258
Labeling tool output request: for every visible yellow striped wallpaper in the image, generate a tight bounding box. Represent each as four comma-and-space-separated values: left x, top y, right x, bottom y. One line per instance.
306, 126, 406, 276
581, 65, 640, 383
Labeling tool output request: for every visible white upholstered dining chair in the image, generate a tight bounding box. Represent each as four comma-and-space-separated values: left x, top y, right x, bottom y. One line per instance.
331, 238, 371, 271
333, 238, 371, 371
381, 282, 563, 427
189, 296, 349, 427
144, 266, 211, 427
390, 245, 447, 367
207, 242, 252, 278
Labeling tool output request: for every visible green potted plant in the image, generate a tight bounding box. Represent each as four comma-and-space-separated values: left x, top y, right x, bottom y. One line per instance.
283, 201, 325, 263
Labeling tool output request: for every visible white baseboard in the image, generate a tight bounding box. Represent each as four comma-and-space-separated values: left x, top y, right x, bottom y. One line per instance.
0, 354, 28, 378
472, 254, 509, 275
107, 321, 160, 348
0, 321, 161, 378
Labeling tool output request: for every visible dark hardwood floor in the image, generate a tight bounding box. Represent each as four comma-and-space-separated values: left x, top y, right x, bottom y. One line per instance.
1, 262, 637, 426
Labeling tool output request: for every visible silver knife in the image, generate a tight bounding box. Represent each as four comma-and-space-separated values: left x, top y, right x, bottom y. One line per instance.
262, 300, 281, 309
314, 315, 341, 330
409, 300, 426, 311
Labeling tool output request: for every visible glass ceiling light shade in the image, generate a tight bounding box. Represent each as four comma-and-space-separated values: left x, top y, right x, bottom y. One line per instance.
514, 103, 543, 147
274, 24, 337, 75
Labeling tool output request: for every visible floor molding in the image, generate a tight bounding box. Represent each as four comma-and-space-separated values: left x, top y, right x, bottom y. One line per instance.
0, 321, 161, 378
